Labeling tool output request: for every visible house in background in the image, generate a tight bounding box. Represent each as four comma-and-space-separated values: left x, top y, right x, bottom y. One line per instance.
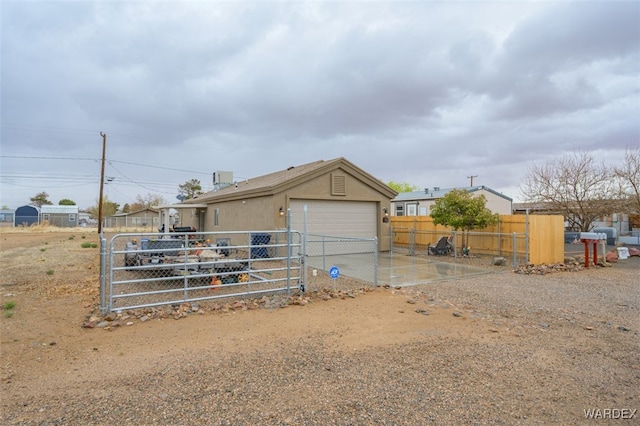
392, 186, 513, 217
40, 205, 79, 227
14, 205, 39, 226
0, 208, 15, 227
105, 208, 159, 230
161, 157, 398, 251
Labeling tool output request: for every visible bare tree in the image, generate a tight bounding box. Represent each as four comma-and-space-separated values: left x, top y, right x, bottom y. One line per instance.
613, 146, 640, 216
129, 193, 167, 212
521, 151, 622, 231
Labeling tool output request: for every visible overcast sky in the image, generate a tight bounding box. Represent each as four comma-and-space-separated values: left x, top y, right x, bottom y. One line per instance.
1, 0, 638, 210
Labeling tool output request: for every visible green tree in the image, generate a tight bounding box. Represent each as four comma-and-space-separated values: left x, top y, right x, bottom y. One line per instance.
58, 199, 76, 205
430, 189, 499, 248
30, 192, 53, 207
178, 179, 203, 200
86, 196, 120, 218
387, 181, 419, 193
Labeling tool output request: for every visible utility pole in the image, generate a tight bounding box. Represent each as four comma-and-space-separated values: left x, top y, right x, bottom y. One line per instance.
98, 132, 107, 234
467, 175, 477, 187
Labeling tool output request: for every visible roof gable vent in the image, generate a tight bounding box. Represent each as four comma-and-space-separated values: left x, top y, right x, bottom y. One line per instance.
331, 173, 347, 196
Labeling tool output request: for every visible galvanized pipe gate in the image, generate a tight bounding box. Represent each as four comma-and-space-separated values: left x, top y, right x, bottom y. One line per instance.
100, 228, 303, 315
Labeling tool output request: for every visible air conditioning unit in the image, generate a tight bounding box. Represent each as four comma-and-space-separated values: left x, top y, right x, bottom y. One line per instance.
212, 171, 233, 187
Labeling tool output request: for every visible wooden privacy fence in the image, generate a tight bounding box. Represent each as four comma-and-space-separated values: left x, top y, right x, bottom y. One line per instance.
391, 215, 565, 265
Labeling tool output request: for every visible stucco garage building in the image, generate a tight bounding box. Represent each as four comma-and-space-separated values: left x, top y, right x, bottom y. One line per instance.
106, 208, 160, 230
166, 158, 397, 251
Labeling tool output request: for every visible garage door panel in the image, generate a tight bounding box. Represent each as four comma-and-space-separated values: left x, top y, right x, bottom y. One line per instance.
290, 200, 376, 256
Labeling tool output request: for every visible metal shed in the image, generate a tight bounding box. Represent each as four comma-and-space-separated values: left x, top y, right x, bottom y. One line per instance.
0, 209, 15, 227
14, 205, 39, 226
40, 205, 79, 227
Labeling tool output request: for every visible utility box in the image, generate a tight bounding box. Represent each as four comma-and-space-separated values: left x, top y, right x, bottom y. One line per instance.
250, 233, 271, 258
213, 171, 234, 188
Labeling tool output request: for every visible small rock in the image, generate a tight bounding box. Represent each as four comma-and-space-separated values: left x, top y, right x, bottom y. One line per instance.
453, 311, 462, 317
493, 257, 506, 266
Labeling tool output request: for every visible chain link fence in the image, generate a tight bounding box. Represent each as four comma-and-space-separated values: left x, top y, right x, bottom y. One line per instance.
304, 234, 379, 286
102, 229, 380, 314
392, 227, 529, 266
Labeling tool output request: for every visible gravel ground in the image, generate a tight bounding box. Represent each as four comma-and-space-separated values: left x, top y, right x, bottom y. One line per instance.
1, 231, 639, 425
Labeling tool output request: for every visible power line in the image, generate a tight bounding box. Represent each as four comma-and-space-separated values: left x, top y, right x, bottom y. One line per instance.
1, 155, 97, 161
0, 155, 211, 175
109, 159, 210, 175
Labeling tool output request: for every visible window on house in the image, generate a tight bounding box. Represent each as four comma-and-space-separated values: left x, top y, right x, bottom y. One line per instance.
69, 214, 76, 221
214, 208, 220, 227
395, 205, 404, 216
407, 204, 417, 216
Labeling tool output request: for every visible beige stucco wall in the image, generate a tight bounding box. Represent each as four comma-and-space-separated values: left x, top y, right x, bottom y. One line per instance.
199, 167, 393, 251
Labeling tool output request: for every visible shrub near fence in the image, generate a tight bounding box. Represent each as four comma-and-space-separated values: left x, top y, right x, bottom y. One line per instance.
391, 215, 564, 265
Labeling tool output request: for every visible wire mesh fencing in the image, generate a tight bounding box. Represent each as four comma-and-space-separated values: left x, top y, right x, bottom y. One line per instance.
392, 227, 529, 266
304, 234, 379, 288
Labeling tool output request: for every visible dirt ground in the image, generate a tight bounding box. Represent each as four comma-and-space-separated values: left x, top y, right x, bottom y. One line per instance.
1, 228, 638, 425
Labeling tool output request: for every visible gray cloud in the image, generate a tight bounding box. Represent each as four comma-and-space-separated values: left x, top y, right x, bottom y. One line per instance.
1, 1, 638, 208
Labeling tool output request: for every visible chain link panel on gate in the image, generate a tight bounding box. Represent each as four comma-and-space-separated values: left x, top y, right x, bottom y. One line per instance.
105, 230, 303, 312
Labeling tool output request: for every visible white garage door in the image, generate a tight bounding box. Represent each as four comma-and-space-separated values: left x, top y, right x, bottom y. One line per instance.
289, 200, 377, 256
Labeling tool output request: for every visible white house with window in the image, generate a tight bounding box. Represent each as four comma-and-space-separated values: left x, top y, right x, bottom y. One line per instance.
391, 186, 513, 216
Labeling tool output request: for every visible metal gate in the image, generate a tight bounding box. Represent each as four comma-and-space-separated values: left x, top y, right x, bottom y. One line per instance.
101, 229, 303, 314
